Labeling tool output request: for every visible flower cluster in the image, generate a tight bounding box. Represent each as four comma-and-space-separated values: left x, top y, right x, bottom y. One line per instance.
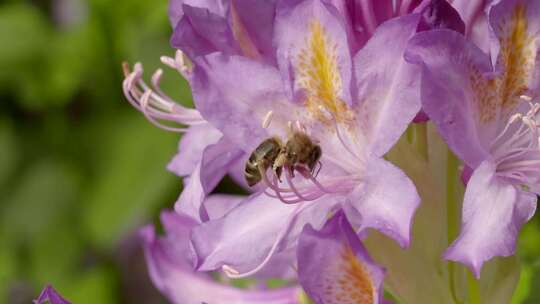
117, 0, 539, 303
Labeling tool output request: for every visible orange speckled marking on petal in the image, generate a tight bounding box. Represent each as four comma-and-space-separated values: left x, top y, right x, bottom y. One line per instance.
473, 4, 536, 123
319, 246, 375, 304
470, 67, 499, 123
496, 4, 535, 109
297, 20, 354, 125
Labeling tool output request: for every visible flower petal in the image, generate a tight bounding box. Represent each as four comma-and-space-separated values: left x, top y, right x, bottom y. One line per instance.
167, 123, 222, 177
190, 192, 339, 274
140, 211, 302, 304
345, 158, 420, 248
229, 0, 277, 61
171, 4, 238, 58
405, 29, 492, 167
298, 210, 385, 304
175, 137, 245, 222
168, 0, 227, 28
488, 0, 540, 110
444, 160, 538, 278
274, 0, 354, 105
33, 285, 71, 304
191, 53, 294, 152
416, 0, 466, 34
354, 14, 422, 157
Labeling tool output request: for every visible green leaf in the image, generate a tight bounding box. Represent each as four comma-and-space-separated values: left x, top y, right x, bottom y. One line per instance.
479, 256, 520, 304
0, 118, 18, 188
62, 267, 117, 304
82, 113, 178, 249
1, 161, 80, 244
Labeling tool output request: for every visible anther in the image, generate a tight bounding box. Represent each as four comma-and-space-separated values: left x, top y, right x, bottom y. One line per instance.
520, 94, 533, 102
318, 105, 333, 121
262, 111, 274, 129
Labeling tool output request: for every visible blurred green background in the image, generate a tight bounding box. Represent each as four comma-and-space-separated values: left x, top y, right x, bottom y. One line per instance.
0, 1, 538, 303
0, 0, 191, 302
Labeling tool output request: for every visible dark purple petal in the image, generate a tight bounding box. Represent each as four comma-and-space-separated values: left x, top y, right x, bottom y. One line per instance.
298, 210, 385, 304
354, 14, 422, 157
230, 0, 277, 61
416, 0, 466, 34
168, 0, 227, 28
345, 158, 420, 248
171, 4, 239, 58
405, 29, 492, 168
445, 161, 537, 278
33, 285, 71, 304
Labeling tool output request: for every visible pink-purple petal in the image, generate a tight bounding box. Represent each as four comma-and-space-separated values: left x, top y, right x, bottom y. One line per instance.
345, 158, 421, 248
167, 123, 222, 177
190, 192, 339, 274
191, 53, 294, 152
140, 211, 302, 304
354, 14, 422, 157
444, 161, 538, 278
297, 210, 385, 304
405, 29, 492, 168
175, 137, 244, 222
274, 0, 354, 105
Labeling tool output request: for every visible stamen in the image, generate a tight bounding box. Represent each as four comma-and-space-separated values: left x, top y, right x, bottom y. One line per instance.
318, 105, 362, 162
287, 121, 294, 133
160, 50, 192, 78
520, 94, 533, 102
262, 111, 274, 129
221, 203, 309, 278
295, 120, 307, 134
492, 101, 540, 189
285, 169, 324, 201
122, 60, 205, 133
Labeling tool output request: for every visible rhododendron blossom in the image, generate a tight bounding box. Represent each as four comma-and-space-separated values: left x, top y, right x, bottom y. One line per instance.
107, 0, 539, 303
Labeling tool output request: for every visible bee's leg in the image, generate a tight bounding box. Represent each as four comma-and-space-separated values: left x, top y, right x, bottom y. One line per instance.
297, 165, 311, 179
314, 161, 322, 178
288, 165, 295, 178
274, 166, 283, 183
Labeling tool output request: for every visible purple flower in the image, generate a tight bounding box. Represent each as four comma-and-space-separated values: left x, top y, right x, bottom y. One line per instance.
405, 0, 540, 277
33, 285, 71, 304
122, 55, 247, 222
188, 0, 422, 279
297, 210, 386, 304
169, 0, 278, 61
140, 208, 303, 304
450, 0, 494, 51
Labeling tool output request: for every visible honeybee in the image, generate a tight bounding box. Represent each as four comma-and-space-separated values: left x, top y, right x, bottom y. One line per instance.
274, 132, 322, 178
244, 137, 283, 187
244, 132, 322, 187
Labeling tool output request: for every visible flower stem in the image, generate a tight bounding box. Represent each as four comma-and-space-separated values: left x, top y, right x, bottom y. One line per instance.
467, 271, 481, 304
414, 123, 429, 160
447, 150, 462, 304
